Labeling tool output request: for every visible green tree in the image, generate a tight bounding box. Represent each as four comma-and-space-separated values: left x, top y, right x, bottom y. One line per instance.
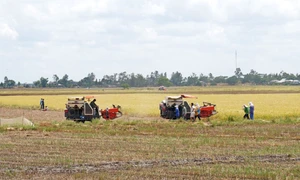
53, 74, 59, 86
40, 77, 49, 87
121, 83, 130, 89
157, 76, 172, 87
199, 73, 209, 84
118, 71, 128, 85
135, 74, 147, 87
3, 76, 8, 88
235, 68, 243, 78
170, 71, 183, 86
226, 76, 238, 85
213, 76, 227, 84
186, 73, 200, 86
78, 73, 96, 87
58, 74, 69, 87
33, 80, 41, 87
3, 76, 15, 88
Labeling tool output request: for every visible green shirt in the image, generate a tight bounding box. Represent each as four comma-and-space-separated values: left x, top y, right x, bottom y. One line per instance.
244, 106, 249, 114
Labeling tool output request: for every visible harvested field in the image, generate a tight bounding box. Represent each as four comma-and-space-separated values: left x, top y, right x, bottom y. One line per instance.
0, 107, 64, 124
0, 107, 299, 179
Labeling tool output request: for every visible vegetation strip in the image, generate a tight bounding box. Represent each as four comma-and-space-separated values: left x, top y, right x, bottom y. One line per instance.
1, 154, 298, 174
2, 90, 300, 96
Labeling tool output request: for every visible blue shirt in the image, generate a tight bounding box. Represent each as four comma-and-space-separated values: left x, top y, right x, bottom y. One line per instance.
250, 106, 254, 113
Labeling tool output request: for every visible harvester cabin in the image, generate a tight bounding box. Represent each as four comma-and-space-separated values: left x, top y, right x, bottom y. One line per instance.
165, 96, 184, 107
66, 97, 93, 116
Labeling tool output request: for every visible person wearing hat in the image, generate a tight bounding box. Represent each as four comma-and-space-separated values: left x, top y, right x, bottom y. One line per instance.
249, 102, 254, 120
243, 104, 249, 119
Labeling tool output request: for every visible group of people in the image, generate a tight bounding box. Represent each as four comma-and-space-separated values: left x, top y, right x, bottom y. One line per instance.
243, 102, 255, 120
159, 100, 202, 121
40, 98, 48, 111
159, 101, 181, 119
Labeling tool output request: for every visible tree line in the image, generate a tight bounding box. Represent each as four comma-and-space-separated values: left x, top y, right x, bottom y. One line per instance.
1, 69, 300, 89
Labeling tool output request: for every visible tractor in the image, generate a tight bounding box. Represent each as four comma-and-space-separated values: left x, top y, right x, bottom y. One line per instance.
159, 94, 217, 120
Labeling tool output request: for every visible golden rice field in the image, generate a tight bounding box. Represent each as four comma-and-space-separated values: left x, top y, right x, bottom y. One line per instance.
0, 90, 300, 120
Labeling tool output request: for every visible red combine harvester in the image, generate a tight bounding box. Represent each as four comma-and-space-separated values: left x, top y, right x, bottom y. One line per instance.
159, 94, 217, 120
100, 105, 122, 120
199, 102, 217, 118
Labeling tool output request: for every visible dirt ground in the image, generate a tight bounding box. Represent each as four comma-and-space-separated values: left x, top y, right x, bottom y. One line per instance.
0, 107, 164, 125
0, 107, 65, 124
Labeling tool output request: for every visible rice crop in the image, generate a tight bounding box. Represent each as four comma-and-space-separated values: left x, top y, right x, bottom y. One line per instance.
0, 92, 300, 120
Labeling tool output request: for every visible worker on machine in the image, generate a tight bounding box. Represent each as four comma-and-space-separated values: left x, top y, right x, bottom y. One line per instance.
90, 99, 100, 118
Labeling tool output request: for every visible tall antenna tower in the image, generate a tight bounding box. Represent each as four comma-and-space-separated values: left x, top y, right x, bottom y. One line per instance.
235, 50, 237, 70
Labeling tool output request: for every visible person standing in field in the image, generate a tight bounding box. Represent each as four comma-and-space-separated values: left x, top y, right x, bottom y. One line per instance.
159, 100, 167, 118
195, 103, 201, 120
190, 103, 195, 121
40, 98, 44, 110
249, 102, 254, 120
182, 106, 187, 119
243, 104, 249, 119
175, 105, 180, 119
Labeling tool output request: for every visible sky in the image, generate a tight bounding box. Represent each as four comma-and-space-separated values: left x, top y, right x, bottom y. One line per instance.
1, 0, 300, 83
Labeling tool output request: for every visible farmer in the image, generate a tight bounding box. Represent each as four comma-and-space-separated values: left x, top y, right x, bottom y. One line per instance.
249, 102, 254, 120
90, 99, 99, 117
40, 98, 44, 110
175, 105, 180, 119
182, 106, 187, 120
195, 103, 201, 120
190, 103, 195, 121
159, 100, 167, 118
243, 104, 249, 119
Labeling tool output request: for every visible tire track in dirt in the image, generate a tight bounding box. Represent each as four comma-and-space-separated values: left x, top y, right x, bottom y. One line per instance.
1, 154, 299, 174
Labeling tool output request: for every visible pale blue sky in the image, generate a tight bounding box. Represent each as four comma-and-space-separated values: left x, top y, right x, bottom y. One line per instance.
1, 0, 300, 83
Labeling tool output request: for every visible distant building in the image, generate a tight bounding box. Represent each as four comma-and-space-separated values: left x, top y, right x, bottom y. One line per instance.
269, 79, 300, 85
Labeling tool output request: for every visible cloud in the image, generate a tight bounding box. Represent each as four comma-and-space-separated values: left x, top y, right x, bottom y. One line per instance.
142, 1, 166, 16
0, 23, 19, 40
0, 0, 300, 82
70, 0, 109, 14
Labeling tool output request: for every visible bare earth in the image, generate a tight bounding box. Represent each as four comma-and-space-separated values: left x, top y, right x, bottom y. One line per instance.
0, 107, 65, 124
